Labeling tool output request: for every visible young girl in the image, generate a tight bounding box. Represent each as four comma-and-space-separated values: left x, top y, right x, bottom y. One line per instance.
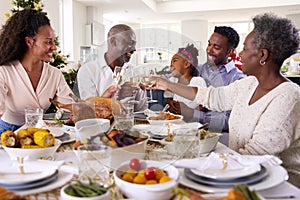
166, 44, 206, 114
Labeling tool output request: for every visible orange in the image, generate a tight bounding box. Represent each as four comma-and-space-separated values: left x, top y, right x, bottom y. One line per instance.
126, 169, 137, 177
137, 170, 145, 177
159, 175, 172, 183
133, 175, 147, 184
155, 169, 166, 181
146, 180, 158, 184
122, 173, 134, 183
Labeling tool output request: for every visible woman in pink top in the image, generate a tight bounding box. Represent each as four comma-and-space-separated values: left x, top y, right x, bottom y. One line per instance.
0, 9, 74, 134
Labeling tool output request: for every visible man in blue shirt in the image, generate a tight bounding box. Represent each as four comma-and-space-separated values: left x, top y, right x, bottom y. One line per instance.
168, 26, 245, 144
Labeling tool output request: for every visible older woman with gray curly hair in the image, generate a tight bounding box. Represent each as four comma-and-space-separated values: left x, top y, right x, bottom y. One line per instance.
151, 13, 300, 187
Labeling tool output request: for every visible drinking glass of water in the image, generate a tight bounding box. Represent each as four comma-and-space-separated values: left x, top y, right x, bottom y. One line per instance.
25, 108, 44, 128
113, 102, 134, 130
77, 144, 112, 183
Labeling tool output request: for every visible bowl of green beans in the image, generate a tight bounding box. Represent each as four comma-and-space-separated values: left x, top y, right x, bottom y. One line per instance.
60, 179, 111, 200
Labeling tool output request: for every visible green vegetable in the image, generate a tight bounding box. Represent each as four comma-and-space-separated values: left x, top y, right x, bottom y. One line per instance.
64, 180, 110, 197
233, 184, 261, 200
172, 188, 190, 200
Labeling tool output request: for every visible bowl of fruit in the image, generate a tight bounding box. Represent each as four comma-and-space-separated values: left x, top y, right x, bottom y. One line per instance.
73, 129, 149, 169
113, 159, 179, 200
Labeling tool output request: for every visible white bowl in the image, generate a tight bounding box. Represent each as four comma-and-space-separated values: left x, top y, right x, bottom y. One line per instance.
198, 133, 221, 154
75, 118, 110, 142
110, 137, 148, 170
73, 136, 149, 170
159, 132, 221, 156
60, 182, 110, 200
146, 114, 183, 125
3, 139, 61, 160
113, 160, 179, 200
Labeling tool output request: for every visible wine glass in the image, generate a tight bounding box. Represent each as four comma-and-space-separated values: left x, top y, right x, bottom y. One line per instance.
141, 67, 158, 103
113, 66, 123, 85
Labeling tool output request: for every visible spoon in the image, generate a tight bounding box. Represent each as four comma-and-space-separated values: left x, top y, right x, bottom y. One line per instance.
103, 121, 116, 141
198, 123, 209, 130
162, 104, 170, 113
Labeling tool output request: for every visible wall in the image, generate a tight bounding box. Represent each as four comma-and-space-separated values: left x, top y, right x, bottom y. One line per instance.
43, 0, 60, 39
181, 20, 209, 64
73, 1, 87, 61
0, 0, 11, 26
287, 14, 300, 29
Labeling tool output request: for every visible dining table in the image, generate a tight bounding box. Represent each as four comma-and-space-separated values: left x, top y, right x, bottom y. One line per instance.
0, 121, 300, 200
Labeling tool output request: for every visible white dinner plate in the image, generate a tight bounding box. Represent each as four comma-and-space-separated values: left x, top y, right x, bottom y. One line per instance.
190, 164, 261, 180
134, 111, 148, 120
185, 166, 268, 187
48, 127, 65, 137
15, 170, 73, 196
0, 168, 57, 185
4, 170, 58, 190
202, 193, 266, 200
57, 125, 76, 144
179, 165, 288, 193
133, 122, 202, 136
43, 113, 70, 120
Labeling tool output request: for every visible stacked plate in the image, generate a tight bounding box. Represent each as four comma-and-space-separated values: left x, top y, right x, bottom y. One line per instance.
184, 164, 268, 188
0, 169, 58, 191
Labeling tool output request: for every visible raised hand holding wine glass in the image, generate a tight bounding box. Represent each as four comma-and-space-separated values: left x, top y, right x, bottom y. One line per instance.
114, 65, 139, 102
141, 67, 158, 103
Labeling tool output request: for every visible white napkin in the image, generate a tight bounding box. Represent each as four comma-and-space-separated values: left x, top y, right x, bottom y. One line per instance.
55, 150, 79, 175
0, 149, 79, 175
173, 152, 282, 170
0, 160, 64, 173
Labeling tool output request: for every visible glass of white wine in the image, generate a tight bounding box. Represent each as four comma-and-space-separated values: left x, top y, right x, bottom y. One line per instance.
113, 66, 123, 85
141, 68, 157, 103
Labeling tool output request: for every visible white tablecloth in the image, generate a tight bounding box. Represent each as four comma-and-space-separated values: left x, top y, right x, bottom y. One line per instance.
0, 142, 299, 199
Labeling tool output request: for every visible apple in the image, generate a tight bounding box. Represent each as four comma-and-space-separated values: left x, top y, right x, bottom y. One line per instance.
129, 158, 141, 171
144, 167, 156, 180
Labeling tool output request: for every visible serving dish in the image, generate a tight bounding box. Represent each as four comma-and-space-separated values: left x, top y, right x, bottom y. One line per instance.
146, 112, 183, 125
60, 181, 110, 200
3, 139, 62, 160
113, 160, 179, 200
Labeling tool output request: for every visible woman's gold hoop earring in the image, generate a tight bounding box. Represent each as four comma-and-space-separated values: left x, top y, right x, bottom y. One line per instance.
259, 60, 266, 65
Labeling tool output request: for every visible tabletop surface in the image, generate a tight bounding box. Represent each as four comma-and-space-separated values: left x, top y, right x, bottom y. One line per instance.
0, 127, 299, 200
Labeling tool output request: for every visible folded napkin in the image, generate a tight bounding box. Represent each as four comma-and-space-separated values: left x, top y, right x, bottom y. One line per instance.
55, 150, 79, 175
0, 150, 79, 175
0, 160, 64, 173
173, 152, 282, 171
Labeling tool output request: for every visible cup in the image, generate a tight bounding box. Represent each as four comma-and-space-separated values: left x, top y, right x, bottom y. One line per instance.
25, 108, 43, 128
114, 102, 134, 130
173, 128, 199, 159
77, 144, 112, 183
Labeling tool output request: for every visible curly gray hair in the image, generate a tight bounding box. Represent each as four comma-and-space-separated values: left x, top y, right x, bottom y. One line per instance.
252, 13, 300, 66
